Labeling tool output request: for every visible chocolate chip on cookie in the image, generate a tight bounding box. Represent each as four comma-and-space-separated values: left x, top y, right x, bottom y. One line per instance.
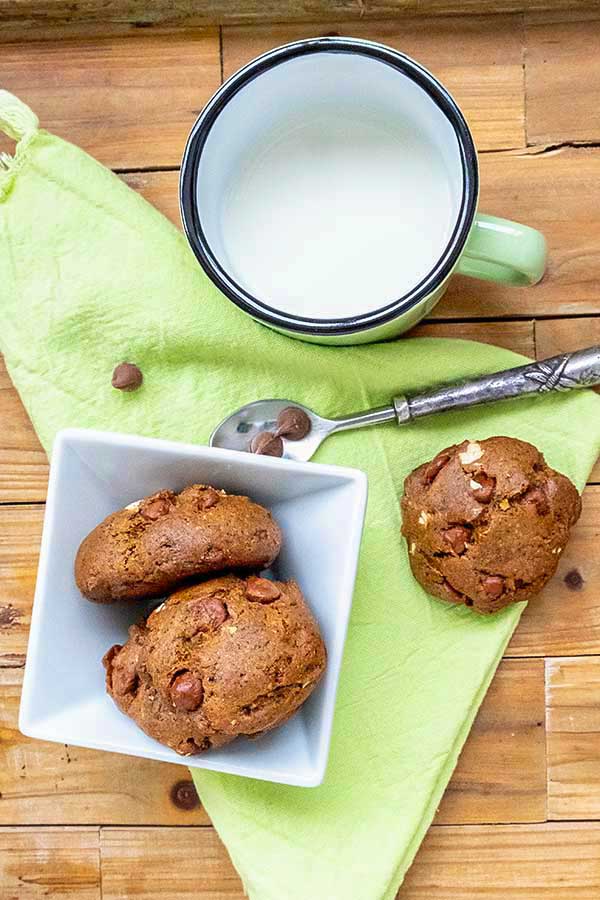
245, 576, 281, 604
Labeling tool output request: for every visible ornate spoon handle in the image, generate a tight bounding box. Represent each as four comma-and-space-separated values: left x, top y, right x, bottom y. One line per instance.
393, 346, 600, 423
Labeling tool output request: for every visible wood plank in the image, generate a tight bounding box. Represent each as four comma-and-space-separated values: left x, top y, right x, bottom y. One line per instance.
536, 316, 600, 360
435, 658, 546, 825
546, 656, 600, 820
438, 147, 600, 319
0, 320, 535, 504
0, 826, 100, 900
535, 317, 600, 485
99, 822, 600, 900
1, 0, 595, 35
526, 12, 600, 146
0, 31, 220, 169
400, 822, 600, 899
121, 170, 183, 229
0, 505, 41, 668
0, 359, 48, 504
222, 16, 526, 151
100, 826, 241, 900
507, 485, 600, 658
0, 666, 209, 826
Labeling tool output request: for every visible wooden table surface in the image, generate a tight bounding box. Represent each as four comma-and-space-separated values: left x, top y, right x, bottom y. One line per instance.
1, 7, 600, 899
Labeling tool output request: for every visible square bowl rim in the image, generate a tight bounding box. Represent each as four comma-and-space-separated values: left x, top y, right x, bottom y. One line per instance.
19, 427, 368, 787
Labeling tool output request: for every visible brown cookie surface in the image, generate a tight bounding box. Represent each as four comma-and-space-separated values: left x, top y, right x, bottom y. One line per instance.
102, 575, 327, 754
401, 437, 581, 614
75, 484, 282, 603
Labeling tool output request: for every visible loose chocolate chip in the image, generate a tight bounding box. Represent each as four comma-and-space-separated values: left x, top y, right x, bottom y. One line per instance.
245, 576, 281, 604
249, 431, 284, 457
275, 406, 312, 441
170, 779, 200, 811
112, 362, 143, 392
169, 671, 204, 711
443, 525, 471, 555
525, 486, 550, 516
424, 451, 452, 484
198, 488, 219, 510
564, 568, 584, 591
470, 473, 496, 504
482, 575, 504, 599
141, 495, 174, 520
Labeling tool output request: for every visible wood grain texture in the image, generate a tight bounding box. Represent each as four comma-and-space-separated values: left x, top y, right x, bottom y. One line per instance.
507, 486, 600, 658
222, 16, 526, 151
2, 0, 596, 34
0, 667, 208, 827
399, 821, 600, 899
100, 826, 241, 900
536, 316, 600, 360
525, 12, 600, 146
435, 658, 546, 825
0, 826, 100, 900
534, 317, 600, 485
438, 147, 600, 319
98, 822, 600, 900
546, 656, 600, 820
535, 317, 600, 477
0, 505, 41, 668
0, 31, 220, 169
0, 361, 47, 504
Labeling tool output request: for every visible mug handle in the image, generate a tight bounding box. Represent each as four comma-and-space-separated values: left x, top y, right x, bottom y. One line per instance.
456, 213, 547, 286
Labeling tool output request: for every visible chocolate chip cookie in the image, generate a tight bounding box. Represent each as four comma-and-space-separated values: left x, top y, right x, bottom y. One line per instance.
102, 574, 327, 754
401, 437, 581, 614
75, 484, 282, 603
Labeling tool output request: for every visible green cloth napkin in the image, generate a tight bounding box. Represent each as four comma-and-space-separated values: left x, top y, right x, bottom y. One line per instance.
2, 91, 600, 900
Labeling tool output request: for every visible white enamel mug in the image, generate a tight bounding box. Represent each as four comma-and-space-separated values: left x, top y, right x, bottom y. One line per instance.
180, 37, 546, 345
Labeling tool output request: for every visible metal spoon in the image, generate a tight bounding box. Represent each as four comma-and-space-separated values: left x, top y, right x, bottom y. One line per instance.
210, 346, 600, 463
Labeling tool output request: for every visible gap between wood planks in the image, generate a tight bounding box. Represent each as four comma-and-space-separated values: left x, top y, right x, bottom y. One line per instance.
112, 141, 600, 176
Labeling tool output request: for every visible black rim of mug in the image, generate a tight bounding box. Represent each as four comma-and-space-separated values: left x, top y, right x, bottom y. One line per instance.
179, 37, 479, 337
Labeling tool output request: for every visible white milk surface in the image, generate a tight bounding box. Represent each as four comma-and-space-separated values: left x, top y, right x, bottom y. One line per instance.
219, 111, 460, 320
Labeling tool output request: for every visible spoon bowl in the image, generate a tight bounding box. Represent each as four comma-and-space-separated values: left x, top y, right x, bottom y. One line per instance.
210, 399, 337, 462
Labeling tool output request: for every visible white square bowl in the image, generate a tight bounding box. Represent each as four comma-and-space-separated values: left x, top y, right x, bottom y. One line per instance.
19, 428, 367, 787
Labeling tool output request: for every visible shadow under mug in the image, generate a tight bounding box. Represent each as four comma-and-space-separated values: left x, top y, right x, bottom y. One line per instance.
180, 37, 546, 346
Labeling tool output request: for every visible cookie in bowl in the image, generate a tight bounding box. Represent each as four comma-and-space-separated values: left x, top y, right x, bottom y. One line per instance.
75, 483, 282, 603
401, 436, 581, 614
102, 574, 327, 754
